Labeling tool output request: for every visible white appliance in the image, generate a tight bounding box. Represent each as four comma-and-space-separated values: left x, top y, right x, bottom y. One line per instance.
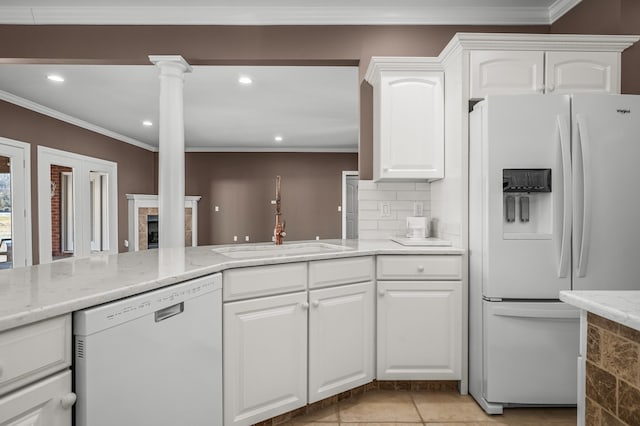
74, 273, 222, 426
469, 94, 640, 414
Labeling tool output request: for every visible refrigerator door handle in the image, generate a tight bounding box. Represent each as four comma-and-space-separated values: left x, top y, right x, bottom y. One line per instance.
492, 306, 580, 320
575, 114, 592, 278
557, 115, 572, 278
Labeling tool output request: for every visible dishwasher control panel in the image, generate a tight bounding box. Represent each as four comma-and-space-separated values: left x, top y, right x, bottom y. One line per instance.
74, 273, 222, 335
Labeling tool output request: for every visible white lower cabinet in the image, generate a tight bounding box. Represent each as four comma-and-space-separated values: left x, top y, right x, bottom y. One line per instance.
308, 281, 374, 403
0, 315, 73, 426
377, 281, 461, 380
0, 370, 73, 426
223, 291, 308, 426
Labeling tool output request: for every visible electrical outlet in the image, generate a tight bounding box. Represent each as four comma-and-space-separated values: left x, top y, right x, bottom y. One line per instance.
214, 205, 219, 212
245, 236, 250, 242
337, 205, 342, 212
233, 235, 237, 242
123, 240, 129, 248
316, 236, 320, 240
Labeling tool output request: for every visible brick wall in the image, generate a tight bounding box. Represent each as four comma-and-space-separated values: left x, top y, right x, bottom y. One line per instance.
50, 165, 72, 258
586, 312, 640, 425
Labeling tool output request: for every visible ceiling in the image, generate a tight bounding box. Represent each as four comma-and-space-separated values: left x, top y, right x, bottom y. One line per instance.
0, 65, 359, 152
0, 0, 583, 152
0, 0, 582, 25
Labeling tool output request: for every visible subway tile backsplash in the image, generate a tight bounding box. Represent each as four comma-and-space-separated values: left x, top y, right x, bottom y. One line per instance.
357, 180, 431, 240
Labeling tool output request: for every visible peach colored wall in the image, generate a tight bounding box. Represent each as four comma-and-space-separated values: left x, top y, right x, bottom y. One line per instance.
552, 0, 640, 94
184, 152, 357, 245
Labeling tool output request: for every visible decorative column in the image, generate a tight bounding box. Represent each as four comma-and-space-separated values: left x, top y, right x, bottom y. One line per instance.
149, 55, 192, 249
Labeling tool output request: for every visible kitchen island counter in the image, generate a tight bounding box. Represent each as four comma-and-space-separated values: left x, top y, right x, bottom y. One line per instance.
0, 239, 463, 332
560, 290, 640, 425
560, 290, 640, 332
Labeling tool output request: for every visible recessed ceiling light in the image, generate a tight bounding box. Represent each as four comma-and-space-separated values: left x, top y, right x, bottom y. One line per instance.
274, 136, 283, 142
47, 74, 65, 83
142, 120, 153, 127
238, 76, 252, 85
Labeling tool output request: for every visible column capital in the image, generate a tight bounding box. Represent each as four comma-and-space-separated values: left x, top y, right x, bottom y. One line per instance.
148, 55, 193, 74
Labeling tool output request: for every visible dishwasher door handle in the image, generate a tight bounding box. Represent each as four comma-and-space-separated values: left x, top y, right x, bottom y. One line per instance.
155, 302, 184, 322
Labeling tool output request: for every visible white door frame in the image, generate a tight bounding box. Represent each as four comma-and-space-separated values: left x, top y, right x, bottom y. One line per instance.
0, 137, 32, 267
38, 146, 118, 264
341, 170, 358, 239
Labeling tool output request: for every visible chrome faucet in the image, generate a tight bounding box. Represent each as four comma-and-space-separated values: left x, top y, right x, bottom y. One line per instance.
274, 175, 286, 245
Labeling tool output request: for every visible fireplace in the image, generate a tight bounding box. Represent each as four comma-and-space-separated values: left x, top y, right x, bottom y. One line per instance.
147, 215, 159, 249
126, 194, 201, 251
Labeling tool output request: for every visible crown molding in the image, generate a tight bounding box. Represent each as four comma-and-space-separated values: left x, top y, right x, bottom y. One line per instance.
364, 57, 443, 85
442, 33, 640, 53
549, 0, 583, 23
0, 1, 581, 26
0, 90, 158, 152
184, 146, 357, 153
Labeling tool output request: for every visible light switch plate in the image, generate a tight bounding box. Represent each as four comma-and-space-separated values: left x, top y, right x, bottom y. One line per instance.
380, 202, 391, 217
413, 202, 423, 217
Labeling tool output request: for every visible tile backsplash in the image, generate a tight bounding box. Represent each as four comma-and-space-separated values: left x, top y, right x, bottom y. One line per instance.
358, 180, 431, 240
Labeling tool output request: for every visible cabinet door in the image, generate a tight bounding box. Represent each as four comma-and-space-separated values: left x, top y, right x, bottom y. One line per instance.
224, 292, 307, 426
470, 50, 544, 98
377, 281, 461, 380
545, 51, 619, 94
308, 282, 374, 403
0, 371, 73, 426
375, 71, 444, 181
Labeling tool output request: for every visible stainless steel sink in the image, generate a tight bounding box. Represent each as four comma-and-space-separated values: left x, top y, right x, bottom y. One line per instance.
211, 242, 353, 259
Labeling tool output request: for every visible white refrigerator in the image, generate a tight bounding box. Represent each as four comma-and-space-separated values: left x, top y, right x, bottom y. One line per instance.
468, 94, 640, 414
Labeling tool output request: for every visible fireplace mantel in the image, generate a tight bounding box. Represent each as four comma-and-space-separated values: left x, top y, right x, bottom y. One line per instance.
126, 194, 201, 251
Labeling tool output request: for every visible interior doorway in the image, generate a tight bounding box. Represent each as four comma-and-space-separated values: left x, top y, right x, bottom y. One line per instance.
341, 171, 358, 239
38, 146, 118, 264
0, 138, 31, 269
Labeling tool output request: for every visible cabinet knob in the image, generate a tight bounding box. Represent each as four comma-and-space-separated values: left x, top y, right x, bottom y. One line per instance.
417, 265, 425, 272
312, 300, 320, 308
60, 393, 77, 409
301, 302, 310, 310
378, 289, 386, 296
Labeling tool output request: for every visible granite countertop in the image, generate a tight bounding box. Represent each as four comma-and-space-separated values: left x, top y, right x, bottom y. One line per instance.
560, 290, 640, 332
0, 239, 464, 332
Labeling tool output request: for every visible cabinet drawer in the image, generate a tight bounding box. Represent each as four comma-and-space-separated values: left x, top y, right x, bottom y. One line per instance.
223, 262, 307, 301
376, 255, 461, 280
0, 370, 72, 426
309, 256, 374, 289
0, 315, 71, 396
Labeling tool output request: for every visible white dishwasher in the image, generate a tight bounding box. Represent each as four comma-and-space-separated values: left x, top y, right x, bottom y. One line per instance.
73, 273, 222, 426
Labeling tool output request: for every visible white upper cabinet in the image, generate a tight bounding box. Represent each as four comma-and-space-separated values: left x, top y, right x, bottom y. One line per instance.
470, 49, 620, 99
470, 50, 544, 97
545, 51, 619, 94
366, 58, 445, 181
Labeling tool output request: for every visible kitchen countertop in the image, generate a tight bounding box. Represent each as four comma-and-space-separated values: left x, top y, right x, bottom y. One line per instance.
0, 239, 464, 332
560, 290, 640, 332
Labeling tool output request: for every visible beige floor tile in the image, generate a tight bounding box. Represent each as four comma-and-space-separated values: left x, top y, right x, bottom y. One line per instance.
340, 423, 423, 426
282, 422, 339, 426
412, 391, 497, 423
339, 390, 422, 423
424, 423, 509, 426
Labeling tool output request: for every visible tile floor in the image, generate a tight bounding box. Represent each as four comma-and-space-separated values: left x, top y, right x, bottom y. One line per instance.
284, 390, 576, 425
